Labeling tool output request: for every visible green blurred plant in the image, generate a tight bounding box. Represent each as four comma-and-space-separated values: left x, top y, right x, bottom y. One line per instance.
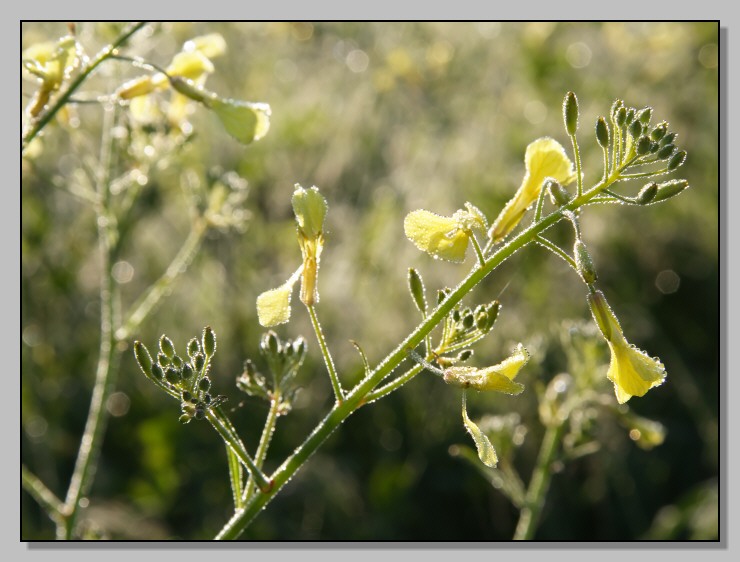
21, 23, 271, 540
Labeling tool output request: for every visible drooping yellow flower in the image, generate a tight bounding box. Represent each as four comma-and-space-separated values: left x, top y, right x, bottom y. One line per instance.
443, 343, 529, 394
404, 203, 487, 263
588, 290, 666, 404
489, 137, 576, 243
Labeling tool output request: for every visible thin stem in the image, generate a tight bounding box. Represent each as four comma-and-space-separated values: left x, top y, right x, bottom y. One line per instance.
60, 104, 120, 540
569, 133, 584, 197
225, 446, 244, 510
207, 408, 271, 493
116, 220, 207, 341
243, 392, 282, 502
535, 236, 577, 271
533, 180, 549, 223
513, 422, 565, 540
470, 234, 486, 267
307, 305, 344, 402
601, 144, 610, 182
364, 363, 425, 404
22, 465, 65, 525
619, 168, 670, 180
22, 22, 147, 153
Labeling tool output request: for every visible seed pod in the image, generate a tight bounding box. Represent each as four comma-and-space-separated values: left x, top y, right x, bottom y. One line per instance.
652, 179, 689, 203
407, 268, 427, 315
547, 179, 571, 206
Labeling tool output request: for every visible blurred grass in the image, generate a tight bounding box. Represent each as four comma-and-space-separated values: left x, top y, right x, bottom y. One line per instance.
22, 22, 718, 540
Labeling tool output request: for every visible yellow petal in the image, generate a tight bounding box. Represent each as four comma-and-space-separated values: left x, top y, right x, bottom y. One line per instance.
167, 51, 215, 81
607, 341, 666, 404
490, 137, 575, 242
183, 33, 227, 59
256, 283, 294, 327
404, 209, 470, 263
462, 392, 498, 467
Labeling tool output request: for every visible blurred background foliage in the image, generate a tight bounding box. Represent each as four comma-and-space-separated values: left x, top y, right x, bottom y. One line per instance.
21, 22, 718, 540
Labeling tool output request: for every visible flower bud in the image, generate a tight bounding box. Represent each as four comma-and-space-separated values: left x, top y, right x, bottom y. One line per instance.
636, 136, 652, 156
408, 268, 427, 315
165, 367, 181, 385
650, 122, 668, 141
187, 338, 200, 359
134, 341, 154, 379
151, 363, 164, 381
660, 132, 677, 146
574, 240, 598, 284
547, 179, 571, 206
652, 179, 689, 203
667, 150, 687, 171
181, 363, 194, 381
616, 107, 627, 128
199, 377, 211, 392
637, 107, 653, 125
625, 108, 635, 126
628, 120, 642, 139
563, 91, 579, 135
656, 144, 675, 160
193, 352, 205, 372
202, 326, 217, 357
157, 352, 170, 367
636, 182, 658, 205
595, 117, 610, 148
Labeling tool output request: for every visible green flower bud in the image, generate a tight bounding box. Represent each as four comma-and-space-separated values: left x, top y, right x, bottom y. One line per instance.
457, 349, 473, 362
262, 330, 280, 356
574, 240, 598, 284
151, 363, 164, 381
595, 117, 610, 148
616, 107, 627, 128
652, 179, 689, 203
407, 268, 427, 315
563, 91, 579, 136
625, 108, 635, 126
636, 182, 658, 205
292, 185, 328, 241
199, 377, 211, 392
628, 120, 642, 139
182, 390, 192, 402
165, 367, 181, 385
650, 122, 668, 141
636, 136, 652, 156
452, 309, 461, 323
610, 99, 624, 119
547, 179, 571, 206
157, 352, 171, 367
660, 132, 677, 146
181, 363, 194, 381
667, 151, 687, 171
159, 336, 176, 359
202, 326, 217, 357
437, 288, 451, 305
171, 355, 183, 370
656, 144, 675, 160
462, 312, 475, 330
194, 406, 206, 420
193, 352, 205, 372
134, 341, 154, 379
187, 338, 200, 359
649, 141, 660, 154
179, 413, 193, 424
637, 107, 653, 125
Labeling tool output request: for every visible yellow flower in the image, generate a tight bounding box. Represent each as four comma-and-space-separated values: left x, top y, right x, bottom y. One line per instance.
404, 203, 487, 263
489, 137, 576, 243
443, 343, 529, 394
588, 290, 666, 404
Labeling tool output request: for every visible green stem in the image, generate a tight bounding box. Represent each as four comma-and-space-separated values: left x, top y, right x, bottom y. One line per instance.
116, 220, 207, 342
22, 465, 65, 526
470, 234, 486, 267
307, 305, 344, 402
570, 133, 584, 197
243, 392, 282, 502
535, 235, 577, 271
513, 422, 565, 540
207, 409, 271, 493
60, 104, 120, 540
619, 168, 670, 180
226, 446, 244, 510
22, 22, 147, 153
364, 363, 425, 404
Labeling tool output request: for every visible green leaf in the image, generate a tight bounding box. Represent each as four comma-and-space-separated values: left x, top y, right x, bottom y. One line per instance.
461, 391, 498, 467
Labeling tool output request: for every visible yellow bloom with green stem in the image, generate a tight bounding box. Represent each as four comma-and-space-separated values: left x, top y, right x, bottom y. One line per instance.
489, 137, 576, 243
588, 290, 666, 404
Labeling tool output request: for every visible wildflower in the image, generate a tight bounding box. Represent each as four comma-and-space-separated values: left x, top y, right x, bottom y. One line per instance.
489, 137, 576, 243
442, 343, 529, 394
588, 290, 666, 404
404, 203, 487, 263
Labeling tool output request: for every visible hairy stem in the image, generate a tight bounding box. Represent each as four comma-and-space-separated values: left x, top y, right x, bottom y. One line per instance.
22, 465, 65, 526
307, 305, 344, 402
243, 391, 282, 502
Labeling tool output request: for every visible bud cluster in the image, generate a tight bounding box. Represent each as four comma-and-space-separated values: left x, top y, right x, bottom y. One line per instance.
236, 331, 307, 415
134, 326, 227, 423
435, 292, 500, 358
